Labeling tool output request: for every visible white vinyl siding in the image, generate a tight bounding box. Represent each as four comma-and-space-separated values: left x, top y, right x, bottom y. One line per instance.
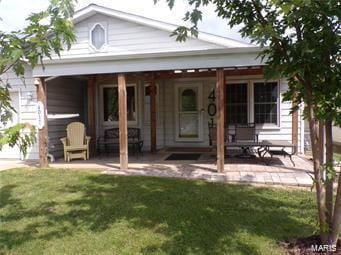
0, 68, 39, 160
0, 91, 21, 159
46, 77, 86, 159
53, 13, 224, 59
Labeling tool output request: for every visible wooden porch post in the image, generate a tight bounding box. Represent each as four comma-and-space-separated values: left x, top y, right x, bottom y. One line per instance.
118, 74, 128, 170
292, 95, 299, 154
150, 78, 157, 153
35, 77, 49, 168
216, 69, 225, 172
87, 76, 97, 157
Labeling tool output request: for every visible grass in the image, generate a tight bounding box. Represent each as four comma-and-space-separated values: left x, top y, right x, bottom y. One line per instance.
334, 144, 341, 162
335, 153, 341, 162
0, 168, 317, 255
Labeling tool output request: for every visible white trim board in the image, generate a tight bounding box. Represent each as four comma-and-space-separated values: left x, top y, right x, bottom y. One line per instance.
33, 51, 264, 77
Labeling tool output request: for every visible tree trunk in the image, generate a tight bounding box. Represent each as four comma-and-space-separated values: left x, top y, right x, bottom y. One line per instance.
307, 102, 328, 244
331, 171, 341, 245
325, 119, 334, 234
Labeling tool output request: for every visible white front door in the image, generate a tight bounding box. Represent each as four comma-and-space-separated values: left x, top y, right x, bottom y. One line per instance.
0, 91, 21, 159
175, 84, 203, 141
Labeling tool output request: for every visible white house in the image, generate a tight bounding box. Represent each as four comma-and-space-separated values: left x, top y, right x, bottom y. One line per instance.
0, 4, 305, 170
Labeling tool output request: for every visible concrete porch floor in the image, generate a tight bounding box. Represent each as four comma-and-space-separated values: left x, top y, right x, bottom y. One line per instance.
50, 152, 315, 187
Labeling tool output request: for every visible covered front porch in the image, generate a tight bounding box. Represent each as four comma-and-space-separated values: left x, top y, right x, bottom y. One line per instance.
35, 65, 302, 173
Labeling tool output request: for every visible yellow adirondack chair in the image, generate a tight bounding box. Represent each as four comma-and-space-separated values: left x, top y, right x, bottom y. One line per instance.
60, 122, 91, 162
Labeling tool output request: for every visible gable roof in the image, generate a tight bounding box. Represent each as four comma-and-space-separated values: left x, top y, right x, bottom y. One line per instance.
33, 4, 264, 77
73, 4, 253, 49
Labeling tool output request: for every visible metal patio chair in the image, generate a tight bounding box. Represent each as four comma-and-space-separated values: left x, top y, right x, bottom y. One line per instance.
234, 123, 258, 157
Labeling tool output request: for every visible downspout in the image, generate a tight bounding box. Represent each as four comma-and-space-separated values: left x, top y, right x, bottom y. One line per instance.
300, 102, 305, 154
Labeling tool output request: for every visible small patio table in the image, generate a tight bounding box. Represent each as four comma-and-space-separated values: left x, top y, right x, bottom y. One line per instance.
225, 141, 265, 158
225, 140, 296, 166
260, 140, 296, 166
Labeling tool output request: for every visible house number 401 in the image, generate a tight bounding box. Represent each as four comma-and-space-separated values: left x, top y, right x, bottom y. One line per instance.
207, 89, 217, 117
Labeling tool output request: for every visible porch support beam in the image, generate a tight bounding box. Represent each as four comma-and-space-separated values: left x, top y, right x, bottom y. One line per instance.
118, 73, 128, 170
35, 77, 49, 168
216, 68, 225, 172
292, 94, 299, 154
94, 67, 264, 84
154, 67, 264, 80
87, 76, 96, 157
150, 77, 157, 153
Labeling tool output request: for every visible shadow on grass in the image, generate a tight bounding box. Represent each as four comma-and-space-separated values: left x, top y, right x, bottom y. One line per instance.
0, 185, 19, 209
0, 171, 315, 254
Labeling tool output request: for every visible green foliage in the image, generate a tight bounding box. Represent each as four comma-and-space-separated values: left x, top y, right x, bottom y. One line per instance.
0, 123, 36, 158
0, 82, 14, 126
0, 0, 76, 157
323, 163, 337, 184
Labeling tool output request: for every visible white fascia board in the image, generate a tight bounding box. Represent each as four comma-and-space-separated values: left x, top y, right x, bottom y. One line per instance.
42, 47, 263, 64
73, 4, 253, 48
33, 50, 265, 77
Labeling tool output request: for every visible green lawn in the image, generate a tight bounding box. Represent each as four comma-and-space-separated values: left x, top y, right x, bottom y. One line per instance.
0, 168, 317, 255
335, 153, 341, 162
334, 144, 341, 162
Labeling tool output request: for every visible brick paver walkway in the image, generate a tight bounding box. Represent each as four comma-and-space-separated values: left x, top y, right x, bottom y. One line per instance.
102, 166, 313, 187
50, 153, 316, 187
0, 153, 319, 187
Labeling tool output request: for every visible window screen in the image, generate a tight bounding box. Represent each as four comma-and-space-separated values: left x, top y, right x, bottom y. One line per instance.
103, 86, 136, 122
254, 82, 278, 124
226, 83, 248, 124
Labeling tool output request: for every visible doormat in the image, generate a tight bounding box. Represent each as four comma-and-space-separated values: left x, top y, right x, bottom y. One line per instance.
165, 153, 202, 161
166, 147, 212, 153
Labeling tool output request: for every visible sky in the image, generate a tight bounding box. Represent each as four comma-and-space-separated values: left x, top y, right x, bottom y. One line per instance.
0, 0, 248, 43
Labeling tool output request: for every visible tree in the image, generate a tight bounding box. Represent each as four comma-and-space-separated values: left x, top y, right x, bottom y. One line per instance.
0, 0, 76, 157
155, 0, 341, 245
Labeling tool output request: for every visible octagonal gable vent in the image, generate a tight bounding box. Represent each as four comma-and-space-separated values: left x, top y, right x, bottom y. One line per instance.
90, 24, 106, 50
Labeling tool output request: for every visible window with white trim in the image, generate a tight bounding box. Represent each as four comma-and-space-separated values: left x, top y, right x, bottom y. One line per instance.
101, 85, 137, 123
224, 81, 279, 126
254, 82, 278, 124
90, 24, 106, 50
